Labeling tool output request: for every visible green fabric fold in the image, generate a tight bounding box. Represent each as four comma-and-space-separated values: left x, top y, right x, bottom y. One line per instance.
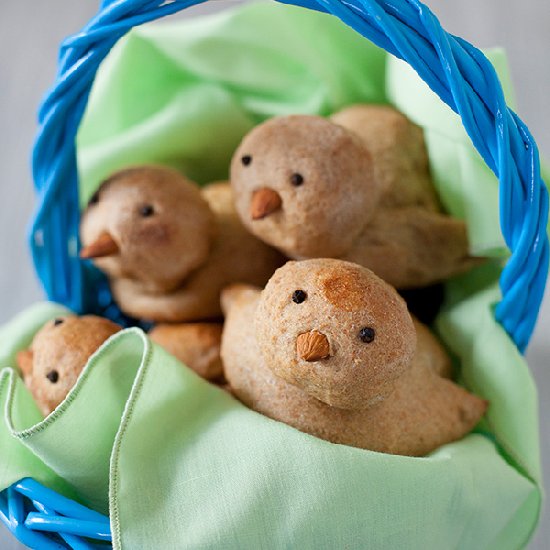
0, 303, 540, 549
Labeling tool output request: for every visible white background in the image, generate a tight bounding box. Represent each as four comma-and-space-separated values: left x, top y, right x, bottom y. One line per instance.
0, 1, 548, 548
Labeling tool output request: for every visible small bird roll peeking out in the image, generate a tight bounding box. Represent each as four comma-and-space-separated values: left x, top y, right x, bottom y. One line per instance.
221, 259, 487, 457
148, 322, 224, 382
230, 105, 482, 290
17, 316, 122, 416
80, 166, 285, 323
16, 314, 225, 415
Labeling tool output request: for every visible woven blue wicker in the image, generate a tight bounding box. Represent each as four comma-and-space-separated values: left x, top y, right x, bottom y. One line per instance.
2, 0, 548, 548
0, 478, 110, 548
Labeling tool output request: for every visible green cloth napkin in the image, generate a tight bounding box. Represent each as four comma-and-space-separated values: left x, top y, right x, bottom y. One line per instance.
0, 2, 544, 549
0, 296, 541, 549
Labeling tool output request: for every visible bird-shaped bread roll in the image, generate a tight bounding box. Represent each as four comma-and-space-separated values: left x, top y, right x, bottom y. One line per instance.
17, 315, 122, 416
230, 105, 481, 289
221, 259, 487, 456
149, 323, 224, 381
80, 166, 284, 322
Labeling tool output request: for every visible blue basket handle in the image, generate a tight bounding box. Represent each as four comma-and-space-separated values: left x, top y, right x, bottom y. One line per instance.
30, 0, 549, 352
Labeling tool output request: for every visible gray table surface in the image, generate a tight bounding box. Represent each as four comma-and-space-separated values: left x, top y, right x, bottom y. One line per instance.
0, 1, 548, 548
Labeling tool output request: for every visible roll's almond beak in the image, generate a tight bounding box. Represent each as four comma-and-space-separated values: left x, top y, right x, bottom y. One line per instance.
250, 187, 282, 220
296, 331, 331, 362
80, 232, 119, 259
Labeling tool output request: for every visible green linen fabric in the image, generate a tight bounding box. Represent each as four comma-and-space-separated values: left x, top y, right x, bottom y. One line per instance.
0, 2, 544, 549
0, 299, 541, 549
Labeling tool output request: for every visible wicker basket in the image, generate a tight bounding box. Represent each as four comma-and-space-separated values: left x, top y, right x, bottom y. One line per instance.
1, 0, 548, 548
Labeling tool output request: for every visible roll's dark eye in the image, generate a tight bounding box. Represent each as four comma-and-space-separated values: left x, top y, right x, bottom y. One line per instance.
292, 290, 307, 304
88, 191, 100, 206
53, 318, 64, 327
359, 327, 375, 343
241, 155, 252, 166
290, 173, 304, 187
140, 205, 155, 217
46, 370, 59, 384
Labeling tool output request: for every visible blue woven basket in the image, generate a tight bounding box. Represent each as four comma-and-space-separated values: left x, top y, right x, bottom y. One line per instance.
2, 0, 548, 547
